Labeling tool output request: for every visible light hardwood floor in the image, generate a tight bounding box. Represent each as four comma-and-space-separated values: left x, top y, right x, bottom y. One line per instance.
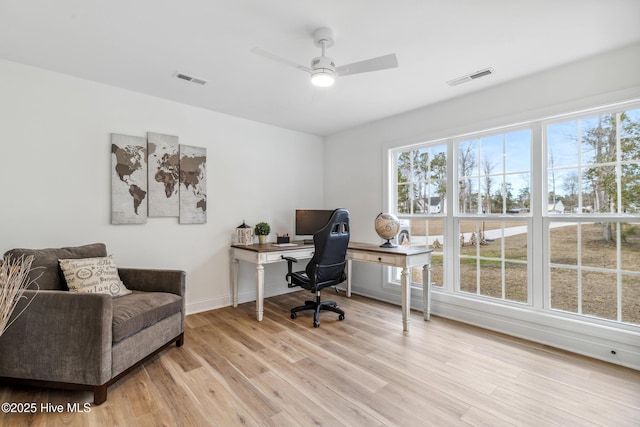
1, 291, 639, 426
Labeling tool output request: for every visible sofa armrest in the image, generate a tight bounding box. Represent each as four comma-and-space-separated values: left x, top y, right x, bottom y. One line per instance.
0, 290, 112, 386
118, 268, 186, 296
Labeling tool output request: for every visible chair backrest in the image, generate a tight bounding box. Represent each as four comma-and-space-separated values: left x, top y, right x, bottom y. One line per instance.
305, 209, 350, 290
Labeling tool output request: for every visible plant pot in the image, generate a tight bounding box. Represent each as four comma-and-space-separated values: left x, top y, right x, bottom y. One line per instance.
257, 235, 267, 244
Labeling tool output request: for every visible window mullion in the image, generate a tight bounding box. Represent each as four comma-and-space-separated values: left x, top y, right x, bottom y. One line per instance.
578, 119, 583, 212
616, 222, 622, 322
501, 221, 506, 300
531, 124, 544, 309
615, 114, 622, 321
577, 223, 583, 315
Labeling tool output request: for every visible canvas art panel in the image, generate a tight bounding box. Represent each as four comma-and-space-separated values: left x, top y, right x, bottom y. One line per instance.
111, 134, 147, 224
147, 132, 180, 217
179, 144, 207, 224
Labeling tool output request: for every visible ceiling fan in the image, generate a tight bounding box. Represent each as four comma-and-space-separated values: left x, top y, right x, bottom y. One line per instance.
251, 27, 398, 87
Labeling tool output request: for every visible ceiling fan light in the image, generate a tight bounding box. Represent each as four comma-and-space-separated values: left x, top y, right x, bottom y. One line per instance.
311, 71, 335, 87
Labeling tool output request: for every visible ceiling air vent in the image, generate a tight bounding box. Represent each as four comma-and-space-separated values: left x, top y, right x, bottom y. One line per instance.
446, 67, 495, 86
175, 72, 208, 85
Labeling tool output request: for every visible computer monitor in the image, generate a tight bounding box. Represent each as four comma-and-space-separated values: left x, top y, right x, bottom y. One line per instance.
295, 209, 334, 238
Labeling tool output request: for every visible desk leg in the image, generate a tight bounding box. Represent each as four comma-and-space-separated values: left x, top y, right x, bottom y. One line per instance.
231, 257, 239, 307
423, 263, 431, 321
256, 263, 264, 321
346, 259, 352, 297
401, 266, 410, 332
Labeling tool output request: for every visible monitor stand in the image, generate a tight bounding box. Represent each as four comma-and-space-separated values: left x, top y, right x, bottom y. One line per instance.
303, 239, 314, 245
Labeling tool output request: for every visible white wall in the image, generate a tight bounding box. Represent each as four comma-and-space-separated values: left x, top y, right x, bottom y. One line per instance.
324, 42, 640, 369
0, 58, 324, 313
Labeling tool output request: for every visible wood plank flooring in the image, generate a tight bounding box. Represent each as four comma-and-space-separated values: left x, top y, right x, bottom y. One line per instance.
1, 291, 639, 426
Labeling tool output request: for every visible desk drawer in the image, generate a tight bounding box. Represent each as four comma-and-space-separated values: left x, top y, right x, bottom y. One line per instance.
348, 251, 369, 262
266, 249, 314, 262
366, 253, 396, 264
349, 250, 397, 265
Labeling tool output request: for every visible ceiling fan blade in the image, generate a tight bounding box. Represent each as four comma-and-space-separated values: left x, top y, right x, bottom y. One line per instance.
251, 47, 311, 73
336, 53, 398, 76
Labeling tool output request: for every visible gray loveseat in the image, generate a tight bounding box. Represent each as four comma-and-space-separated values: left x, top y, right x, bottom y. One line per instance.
0, 243, 185, 404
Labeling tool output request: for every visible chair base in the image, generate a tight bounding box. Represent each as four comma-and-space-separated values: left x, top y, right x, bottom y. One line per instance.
290, 294, 345, 328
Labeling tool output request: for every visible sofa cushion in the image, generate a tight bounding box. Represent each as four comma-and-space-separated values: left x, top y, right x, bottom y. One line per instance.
59, 256, 132, 297
3, 243, 107, 290
112, 291, 182, 343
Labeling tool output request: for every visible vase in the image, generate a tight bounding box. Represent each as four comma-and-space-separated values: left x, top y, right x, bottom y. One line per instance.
258, 235, 267, 244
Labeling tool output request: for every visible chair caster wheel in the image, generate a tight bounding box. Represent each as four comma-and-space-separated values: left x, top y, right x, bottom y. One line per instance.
313, 320, 320, 328
339, 314, 345, 321
291, 313, 297, 319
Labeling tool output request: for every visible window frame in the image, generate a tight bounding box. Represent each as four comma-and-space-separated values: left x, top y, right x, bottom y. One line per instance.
388, 140, 449, 293
385, 100, 640, 331
542, 103, 640, 327
453, 125, 533, 305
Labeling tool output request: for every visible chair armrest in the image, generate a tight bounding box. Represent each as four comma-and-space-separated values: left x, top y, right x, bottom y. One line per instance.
282, 256, 299, 287
118, 268, 186, 296
0, 290, 112, 385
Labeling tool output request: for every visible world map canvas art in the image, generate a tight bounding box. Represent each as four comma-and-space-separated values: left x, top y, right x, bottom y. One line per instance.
111, 134, 148, 224
147, 132, 180, 217
111, 133, 207, 225
179, 145, 207, 224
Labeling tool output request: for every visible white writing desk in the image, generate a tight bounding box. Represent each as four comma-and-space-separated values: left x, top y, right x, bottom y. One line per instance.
230, 241, 432, 331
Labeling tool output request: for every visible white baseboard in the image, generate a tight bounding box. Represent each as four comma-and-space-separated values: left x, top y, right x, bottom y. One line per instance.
186, 286, 302, 316
186, 295, 230, 315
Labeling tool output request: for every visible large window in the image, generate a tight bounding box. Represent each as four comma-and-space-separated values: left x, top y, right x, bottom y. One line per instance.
394, 144, 447, 288
546, 107, 640, 325
389, 102, 640, 328
456, 129, 531, 304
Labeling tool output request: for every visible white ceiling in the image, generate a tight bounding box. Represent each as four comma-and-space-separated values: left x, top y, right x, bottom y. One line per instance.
1, 0, 639, 136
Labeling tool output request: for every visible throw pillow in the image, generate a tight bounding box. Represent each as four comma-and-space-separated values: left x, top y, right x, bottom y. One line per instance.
59, 256, 132, 297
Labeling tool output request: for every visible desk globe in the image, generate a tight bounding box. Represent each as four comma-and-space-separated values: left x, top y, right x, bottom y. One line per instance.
375, 212, 401, 247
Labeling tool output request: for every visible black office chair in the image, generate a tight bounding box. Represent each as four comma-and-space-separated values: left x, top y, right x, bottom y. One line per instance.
284, 209, 350, 327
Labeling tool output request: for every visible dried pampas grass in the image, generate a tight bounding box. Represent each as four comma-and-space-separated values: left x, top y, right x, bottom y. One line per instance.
0, 255, 40, 336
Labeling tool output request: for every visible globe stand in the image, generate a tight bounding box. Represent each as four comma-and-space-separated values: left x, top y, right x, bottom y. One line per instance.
380, 239, 396, 248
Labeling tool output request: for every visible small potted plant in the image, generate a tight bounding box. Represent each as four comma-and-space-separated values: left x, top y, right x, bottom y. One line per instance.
254, 222, 271, 244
